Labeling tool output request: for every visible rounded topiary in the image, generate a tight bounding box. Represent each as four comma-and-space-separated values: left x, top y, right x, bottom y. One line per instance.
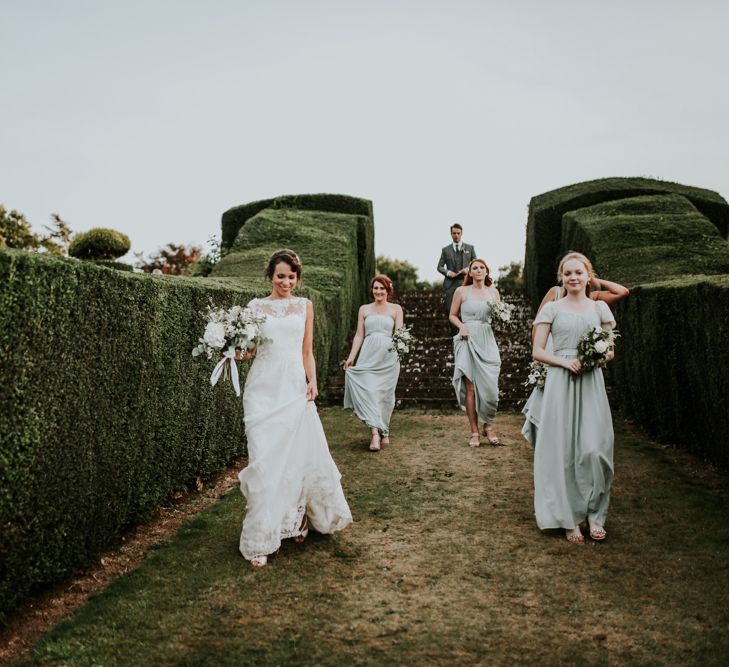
69, 228, 131, 260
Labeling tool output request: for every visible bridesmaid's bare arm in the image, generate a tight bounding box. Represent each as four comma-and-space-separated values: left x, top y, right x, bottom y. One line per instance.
449, 287, 468, 338
394, 304, 404, 330
344, 305, 367, 369
533, 321, 581, 374
591, 278, 630, 305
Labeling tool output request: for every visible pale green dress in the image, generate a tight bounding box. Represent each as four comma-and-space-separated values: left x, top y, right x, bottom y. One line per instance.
452, 289, 501, 423
532, 300, 616, 530
343, 313, 400, 436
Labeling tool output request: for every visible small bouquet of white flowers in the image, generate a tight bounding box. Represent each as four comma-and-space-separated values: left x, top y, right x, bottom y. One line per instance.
192, 304, 268, 396
576, 327, 619, 375
488, 301, 517, 331
524, 361, 548, 390
389, 325, 415, 361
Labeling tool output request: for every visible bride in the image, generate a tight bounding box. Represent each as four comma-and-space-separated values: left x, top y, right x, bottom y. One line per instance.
237, 249, 352, 568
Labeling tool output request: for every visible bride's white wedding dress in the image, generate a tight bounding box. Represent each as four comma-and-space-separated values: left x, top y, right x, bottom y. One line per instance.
238, 296, 352, 561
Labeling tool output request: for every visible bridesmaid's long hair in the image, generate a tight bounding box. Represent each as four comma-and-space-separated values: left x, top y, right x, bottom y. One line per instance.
557, 251, 595, 296
371, 274, 395, 301
463, 258, 493, 287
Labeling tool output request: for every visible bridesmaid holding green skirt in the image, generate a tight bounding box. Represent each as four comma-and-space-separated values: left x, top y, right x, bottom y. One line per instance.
532, 252, 617, 544
449, 258, 502, 447
344, 275, 404, 452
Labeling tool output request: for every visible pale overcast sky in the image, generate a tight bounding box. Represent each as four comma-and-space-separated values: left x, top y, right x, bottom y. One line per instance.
2, 1, 728, 280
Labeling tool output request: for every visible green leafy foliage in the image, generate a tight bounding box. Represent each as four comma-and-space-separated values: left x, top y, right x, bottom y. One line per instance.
0, 205, 41, 250
69, 228, 131, 260
375, 255, 418, 293
0, 249, 254, 621
495, 261, 524, 292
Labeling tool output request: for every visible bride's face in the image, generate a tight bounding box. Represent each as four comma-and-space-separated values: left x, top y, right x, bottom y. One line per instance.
271, 261, 298, 296
372, 280, 388, 302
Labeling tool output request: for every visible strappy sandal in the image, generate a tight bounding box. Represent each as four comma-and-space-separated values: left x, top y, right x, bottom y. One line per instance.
565, 529, 585, 544
251, 554, 268, 568
468, 432, 481, 447
482, 424, 503, 446
293, 514, 309, 543
589, 526, 607, 541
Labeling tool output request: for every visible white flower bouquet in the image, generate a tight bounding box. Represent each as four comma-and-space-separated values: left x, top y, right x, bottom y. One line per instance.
389, 325, 415, 361
488, 301, 517, 331
192, 304, 268, 396
576, 327, 619, 374
524, 361, 548, 390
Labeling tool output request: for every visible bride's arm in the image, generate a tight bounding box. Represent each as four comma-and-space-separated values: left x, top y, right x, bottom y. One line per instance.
303, 299, 318, 401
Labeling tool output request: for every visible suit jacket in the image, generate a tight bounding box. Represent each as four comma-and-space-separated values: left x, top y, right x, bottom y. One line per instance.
437, 243, 477, 291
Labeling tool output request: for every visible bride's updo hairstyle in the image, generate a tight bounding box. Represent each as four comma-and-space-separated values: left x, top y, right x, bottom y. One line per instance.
265, 249, 302, 281
557, 251, 595, 296
370, 274, 394, 301
463, 258, 493, 287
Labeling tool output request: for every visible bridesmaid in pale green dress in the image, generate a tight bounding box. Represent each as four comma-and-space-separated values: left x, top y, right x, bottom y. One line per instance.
522, 272, 629, 446
344, 275, 404, 452
449, 258, 502, 447
532, 253, 617, 544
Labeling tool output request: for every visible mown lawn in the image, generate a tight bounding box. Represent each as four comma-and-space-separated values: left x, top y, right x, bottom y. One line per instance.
17, 409, 729, 666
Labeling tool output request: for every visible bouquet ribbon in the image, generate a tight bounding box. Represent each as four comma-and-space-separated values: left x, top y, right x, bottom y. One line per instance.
210, 347, 240, 396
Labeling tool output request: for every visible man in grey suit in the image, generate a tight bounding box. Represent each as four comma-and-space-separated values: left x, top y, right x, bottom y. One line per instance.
437, 224, 476, 333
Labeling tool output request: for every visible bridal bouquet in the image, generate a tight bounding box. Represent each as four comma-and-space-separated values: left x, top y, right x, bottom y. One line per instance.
524, 361, 548, 390
576, 327, 619, 374
488, 301, 517, 331
389, 325, 415, 361
192, 304, 268, 396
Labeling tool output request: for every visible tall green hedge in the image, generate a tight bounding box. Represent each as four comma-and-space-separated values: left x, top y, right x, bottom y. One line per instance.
0, 250, 256, 621
528, 185, 729, 469
212, 201, 374, 388
612, 276, 729, 467
524, 177, 729, 309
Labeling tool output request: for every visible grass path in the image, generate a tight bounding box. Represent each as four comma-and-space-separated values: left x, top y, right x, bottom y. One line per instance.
17, 410, 729, 666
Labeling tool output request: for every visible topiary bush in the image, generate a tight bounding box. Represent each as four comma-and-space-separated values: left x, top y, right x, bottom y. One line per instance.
0, 249, 254, 621
524, 177, 729, 309
69, 227, 131, 260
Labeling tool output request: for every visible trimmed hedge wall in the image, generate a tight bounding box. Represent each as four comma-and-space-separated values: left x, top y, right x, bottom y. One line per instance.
524, 177, 729, 310
212, 201, 375, 390
611, 275, 729, 468
561, 195, 729, 287
527, 182, 729, 469
0, 250, 255, 621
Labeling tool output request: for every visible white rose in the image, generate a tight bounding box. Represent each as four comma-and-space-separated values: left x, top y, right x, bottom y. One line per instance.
594, 327, 602, 335
397, 341, 406, 350
203, 321, 226, 349
594, 340, 609, 354
502, 311, 511, 321
244, 324, 258, 341
229, 305, 242, 318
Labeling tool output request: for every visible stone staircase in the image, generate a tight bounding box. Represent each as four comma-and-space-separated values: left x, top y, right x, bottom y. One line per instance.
326, 289, 534, 411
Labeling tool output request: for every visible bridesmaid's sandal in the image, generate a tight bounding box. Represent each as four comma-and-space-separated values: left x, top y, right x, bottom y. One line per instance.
482, 424, 503, 446
251, 555, 268, 568
293, 515, 309, 543
588, 525, 607, 541
468, 432, 481, 447
565, 528, 585, 544
369, 432, 381, 451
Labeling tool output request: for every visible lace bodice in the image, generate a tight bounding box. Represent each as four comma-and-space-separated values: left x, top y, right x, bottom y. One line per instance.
248, 297, 307, 363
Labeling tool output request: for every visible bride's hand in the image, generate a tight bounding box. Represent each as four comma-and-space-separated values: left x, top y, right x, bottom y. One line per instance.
306, 380, 318, 402
234, 347, 256, 362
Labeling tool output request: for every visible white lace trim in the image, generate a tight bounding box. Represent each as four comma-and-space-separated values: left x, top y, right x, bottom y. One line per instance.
250, 297, 307, 318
